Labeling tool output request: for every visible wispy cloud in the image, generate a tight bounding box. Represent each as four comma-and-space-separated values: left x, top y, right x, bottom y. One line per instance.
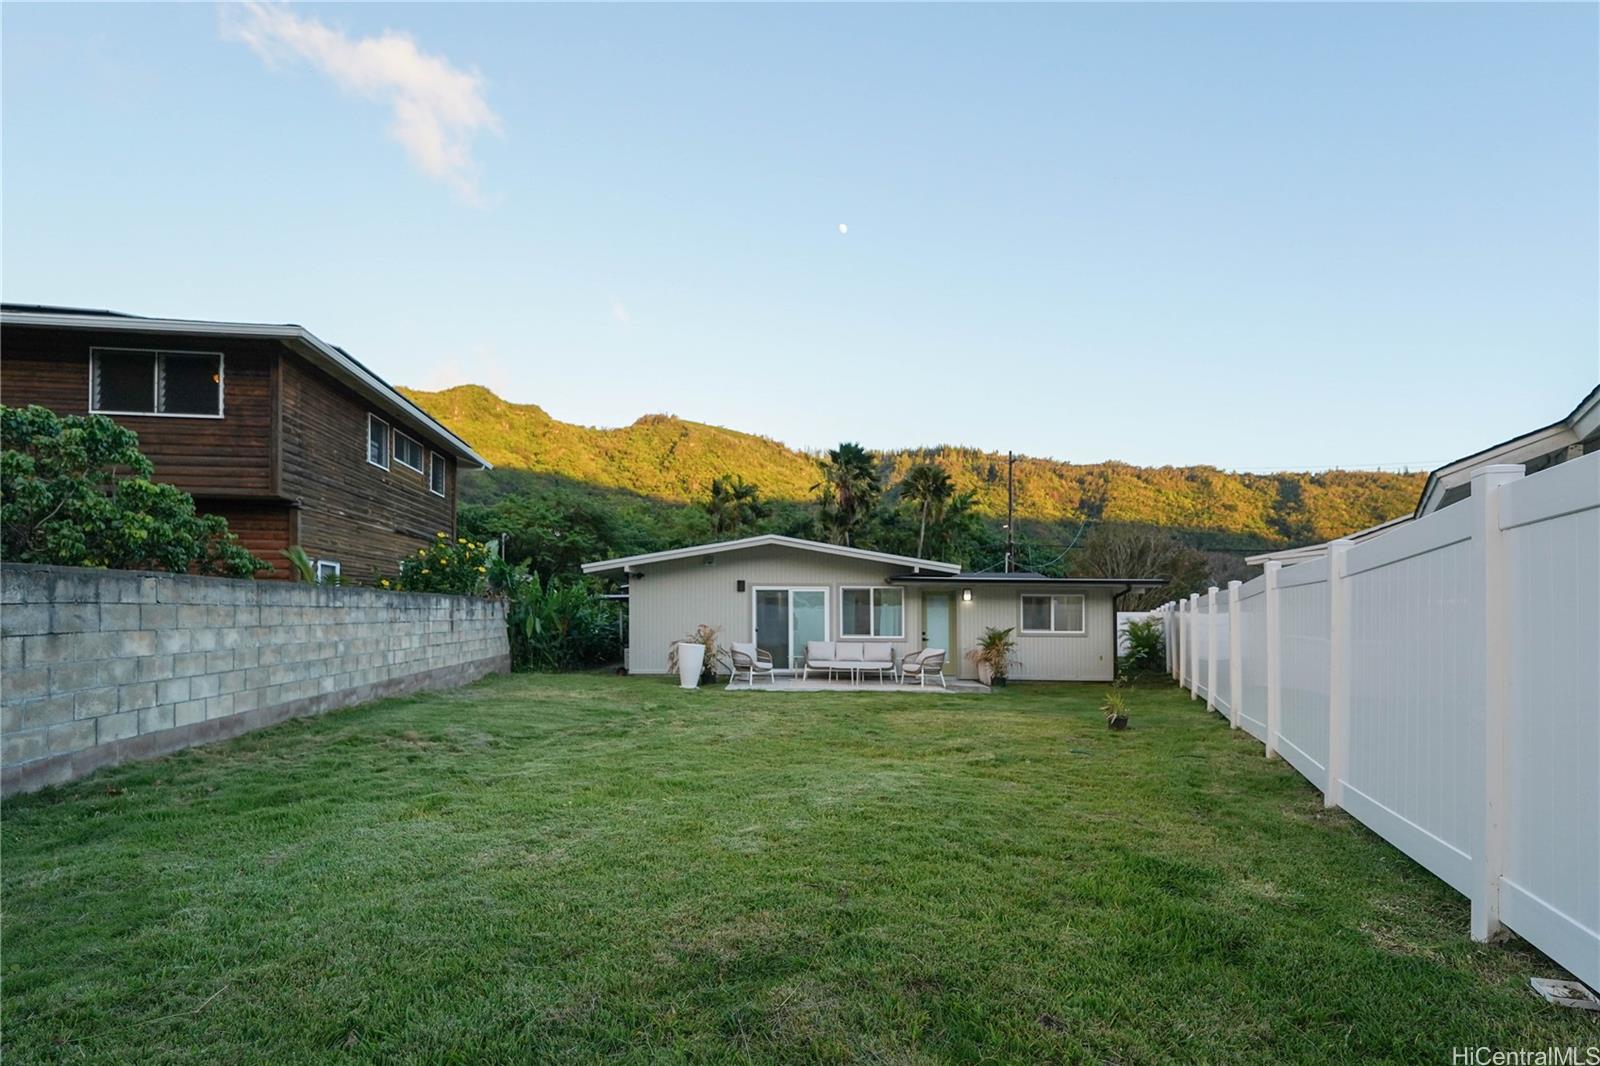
222, 3, 501, 203
611, 298, 631, 327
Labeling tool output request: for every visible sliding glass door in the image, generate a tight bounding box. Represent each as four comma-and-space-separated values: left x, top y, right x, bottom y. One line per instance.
753, 588, 828, 670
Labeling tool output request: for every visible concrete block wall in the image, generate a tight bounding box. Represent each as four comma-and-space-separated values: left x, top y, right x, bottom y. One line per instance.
1, 563, 510, 796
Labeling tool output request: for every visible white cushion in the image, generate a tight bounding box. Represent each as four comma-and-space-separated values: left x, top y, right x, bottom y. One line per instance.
864, 645, 893, 663
806, 641, 835, 662
834, 642, 865, 661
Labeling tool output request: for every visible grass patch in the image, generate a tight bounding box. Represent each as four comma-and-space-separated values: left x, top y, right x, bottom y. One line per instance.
3, 675, 1592, 1062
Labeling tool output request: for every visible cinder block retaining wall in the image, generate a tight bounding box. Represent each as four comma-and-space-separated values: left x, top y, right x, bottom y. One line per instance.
1, 563, 510, 796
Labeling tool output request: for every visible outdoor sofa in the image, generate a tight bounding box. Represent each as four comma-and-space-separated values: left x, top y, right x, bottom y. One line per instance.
802, 641, 896, 683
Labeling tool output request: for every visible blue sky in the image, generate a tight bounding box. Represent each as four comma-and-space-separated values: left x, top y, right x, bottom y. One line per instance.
4, 3, 1596, 472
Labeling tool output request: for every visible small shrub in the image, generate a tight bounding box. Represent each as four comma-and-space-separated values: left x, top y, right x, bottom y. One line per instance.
1102, 685, 1130, 730
1119, 617, 1166, 678
0, 404, 267, 577
397, 534, 492, 596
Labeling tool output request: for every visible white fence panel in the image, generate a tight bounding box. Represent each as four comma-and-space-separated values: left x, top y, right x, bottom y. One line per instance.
1498, 454, 1599, 989
1237, 580, 1268, 741
1154, 455, 1597, 986
1341, 501, 1480, 896
1212, 594, 1233, 717
1277, 557, 1331, 791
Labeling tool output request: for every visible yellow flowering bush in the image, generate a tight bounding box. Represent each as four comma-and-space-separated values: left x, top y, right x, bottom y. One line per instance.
395, 533, 492, 595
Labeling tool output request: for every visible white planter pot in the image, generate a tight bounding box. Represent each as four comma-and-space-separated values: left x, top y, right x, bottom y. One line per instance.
977, 662, 994, 686
676, 642, 706, 689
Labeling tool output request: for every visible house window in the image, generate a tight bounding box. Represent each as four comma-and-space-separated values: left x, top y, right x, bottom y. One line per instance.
90, 348, 223, 417
394, 430, 424, 472
840, 587, 904, 638
1020, 593, 1086, 635
367, 414, 390, 469
314, 560, 341, 583
429, 451, 447, 497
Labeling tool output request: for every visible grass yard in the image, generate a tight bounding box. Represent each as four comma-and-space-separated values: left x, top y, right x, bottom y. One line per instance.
3, 675, 1593, 1063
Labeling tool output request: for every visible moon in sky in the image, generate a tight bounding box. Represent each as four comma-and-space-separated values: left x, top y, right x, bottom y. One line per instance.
837, 223, 848, 235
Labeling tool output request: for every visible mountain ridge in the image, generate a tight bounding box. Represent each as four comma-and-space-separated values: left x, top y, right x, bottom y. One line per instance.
401, 383, 1425, 551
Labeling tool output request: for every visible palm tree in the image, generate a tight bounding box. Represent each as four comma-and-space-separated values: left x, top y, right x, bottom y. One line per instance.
899, 463, 954, 557
813, 442, 881, 546
705, 475, 766, 537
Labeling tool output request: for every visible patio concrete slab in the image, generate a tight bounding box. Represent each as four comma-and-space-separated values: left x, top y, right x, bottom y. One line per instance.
722, 677, 989, 694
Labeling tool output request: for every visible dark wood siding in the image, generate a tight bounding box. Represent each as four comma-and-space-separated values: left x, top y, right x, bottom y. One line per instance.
194, 499, 297, 580
278, 355, 456, 582
0, 326, 278, 497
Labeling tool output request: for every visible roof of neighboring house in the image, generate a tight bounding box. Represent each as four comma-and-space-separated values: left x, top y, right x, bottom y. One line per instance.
1415, 383, 1599, 517
1244, 514, 1413, 567
581, 534, 963, 576
0, 303, 491, 469
891, 571, 1167, 589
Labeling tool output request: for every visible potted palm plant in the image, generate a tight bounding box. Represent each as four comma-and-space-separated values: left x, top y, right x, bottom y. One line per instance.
668, 624, 723, 688
967, 626, 1019, 687
1102, 685, 1130, 730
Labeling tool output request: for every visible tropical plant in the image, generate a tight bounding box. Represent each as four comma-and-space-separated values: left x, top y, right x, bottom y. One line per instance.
705, 474, 767, 537
278, 545, 345, 585
491, 556, 619, 671
898, 462, 954, 558
814, 442, 881, 546
1120, 617, 1166, 677
0, 404, 268, 577
667, 623, 726, 683
966, 626, 1020, 685
396, 533, 493, 596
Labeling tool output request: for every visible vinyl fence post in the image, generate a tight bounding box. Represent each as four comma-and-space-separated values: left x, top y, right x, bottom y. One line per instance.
1227, 580, 1242, 730
1263, 561, 1282, 759
1188, 593, 1201, 700
1324, 539, 1354, 808
1175, 600, 1185, 684
1470, 464, 1522, 943
1205, 586, 1219, 713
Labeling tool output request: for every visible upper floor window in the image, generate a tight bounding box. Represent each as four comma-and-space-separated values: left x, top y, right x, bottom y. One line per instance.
393, 430, 424, 473
367, 414, 390, 469
91, 348, 223, 417
429, 451, 447, 497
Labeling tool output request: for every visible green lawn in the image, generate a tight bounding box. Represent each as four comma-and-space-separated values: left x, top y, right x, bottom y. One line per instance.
3, 675, 1592, 1063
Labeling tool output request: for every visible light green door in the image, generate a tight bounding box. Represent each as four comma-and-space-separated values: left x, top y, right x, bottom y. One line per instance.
923, 593, 954, 675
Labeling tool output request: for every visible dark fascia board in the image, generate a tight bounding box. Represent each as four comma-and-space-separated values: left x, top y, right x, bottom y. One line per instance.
892, 574, 1167, 589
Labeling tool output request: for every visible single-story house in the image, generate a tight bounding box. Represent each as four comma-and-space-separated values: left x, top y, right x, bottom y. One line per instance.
582, 535, 1164, 682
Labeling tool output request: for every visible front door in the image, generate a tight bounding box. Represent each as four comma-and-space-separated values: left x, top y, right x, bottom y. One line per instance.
753, 588, 827, 671
922, 592, 955, 675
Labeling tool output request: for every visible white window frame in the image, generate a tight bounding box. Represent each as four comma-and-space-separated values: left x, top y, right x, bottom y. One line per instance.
750, 586, 830, 672
1019, 592, 1087, 636
367, 414, 391, 470
393, 429, 424, 473
89, 347, 226, 419
314, 559, 341, 583
839, 586, 905, 639
428, 451, 447, 497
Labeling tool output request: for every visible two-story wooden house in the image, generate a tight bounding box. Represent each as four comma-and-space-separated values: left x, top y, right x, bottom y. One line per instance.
0, 304, 492, 581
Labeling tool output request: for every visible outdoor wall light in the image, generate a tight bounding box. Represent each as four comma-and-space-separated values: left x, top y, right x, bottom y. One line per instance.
961, 588, 973, 603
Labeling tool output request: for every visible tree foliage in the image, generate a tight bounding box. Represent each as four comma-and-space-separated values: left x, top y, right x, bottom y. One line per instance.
705, 475, 767, 537
1069, 522, 1212, 610
490, 557, 619, 672
0, 404, 268, 578
814, 442, 880, 546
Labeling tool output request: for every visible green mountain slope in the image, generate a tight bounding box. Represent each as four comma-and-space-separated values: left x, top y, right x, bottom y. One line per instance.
401, 384, 1424, 552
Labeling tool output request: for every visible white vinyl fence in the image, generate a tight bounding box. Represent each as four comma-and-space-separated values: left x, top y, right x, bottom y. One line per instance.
1158, 455, 1599, 990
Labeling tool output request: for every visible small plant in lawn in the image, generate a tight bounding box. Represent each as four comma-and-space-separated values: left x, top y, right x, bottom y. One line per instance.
1103, 685, 1130, 730
667, 623, 726, 684
967, 625, 1019, 686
